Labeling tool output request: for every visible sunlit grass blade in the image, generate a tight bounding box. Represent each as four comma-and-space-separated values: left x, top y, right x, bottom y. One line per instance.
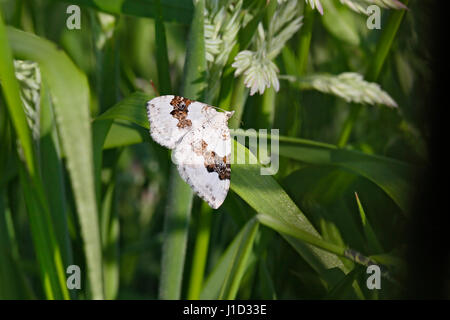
8, 27, 104, 299
97, 91, 153, 128
1, 15, 69, 300
0, 14, 35, 176
230, 140, 347, 275
39, 80, 73, 272
18, 165, 70, 299
102, 121, 150, 149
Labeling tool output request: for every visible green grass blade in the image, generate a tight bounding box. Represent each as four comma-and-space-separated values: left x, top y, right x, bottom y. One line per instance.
0, 192, 34, 299
89, 15, 122, 300
325, 267, 365, 299
101, 165, 120, 300
320, 0, 360, 46
18, 165, 70, 299
102, 121, 150, 149
337, 0, 409, 146
97, 91, 153, 128
200, 218, 259, 299
180, 0, 207, 100
39, 80, 73, 270
159, 0, 206, 300
297, 3, 314, 76
158, 168, 194, 299
1, 16, 69, 300
0, 13, 35, 176
218, 218, 259, 300
258, 258, 277, 299
237, 131, 414, 213
354, 192, 383, 254
154, 0, 172, 94
8, 27, 104, 299
230, 140, 347, 276
187, 202, 213, 300
365, 1, 410, 82
259, 87, 275, 129
49, 0, 193, 24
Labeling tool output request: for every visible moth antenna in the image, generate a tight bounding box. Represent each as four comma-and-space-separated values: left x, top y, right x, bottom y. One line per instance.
150, 79, 160, 96
209, 105, 233, 113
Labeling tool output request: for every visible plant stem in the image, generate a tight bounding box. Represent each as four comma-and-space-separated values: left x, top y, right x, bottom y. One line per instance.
158, 169, 194, 299
228, 76, 247, 129
154, 0, 172, 94
297, 3, 314, 76
158, 0, 206, 300
257, 213, 394, 281
337, 1, 409, 147
260, 87, 276, 129
187, 202, 213, 299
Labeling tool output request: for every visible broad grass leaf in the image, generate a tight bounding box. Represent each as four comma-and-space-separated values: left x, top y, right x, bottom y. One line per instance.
8, 27, 104, 299
40, 80, 73, 270
1, 20, 69, 300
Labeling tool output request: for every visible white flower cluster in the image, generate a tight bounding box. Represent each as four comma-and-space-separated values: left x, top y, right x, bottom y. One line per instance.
14, 60, 42, 140
233, 50, 280, 96
204, 0, 242, 66
339, 0, 407, 14
232, 1, 303, 95
282, 72, 398, 107
305, 0, 323, 15
203, 0, 243, 100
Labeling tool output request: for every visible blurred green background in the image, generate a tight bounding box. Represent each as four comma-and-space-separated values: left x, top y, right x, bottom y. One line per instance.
0, 0, 442, 300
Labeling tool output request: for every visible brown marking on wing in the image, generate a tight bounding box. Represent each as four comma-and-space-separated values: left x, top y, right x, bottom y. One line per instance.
170, 96, 193, 128
203, 151, 230, 181
202, 105, 213, 113
192, 140, 209, 156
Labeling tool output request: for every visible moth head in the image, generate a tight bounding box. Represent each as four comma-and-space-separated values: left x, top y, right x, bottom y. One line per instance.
225, 111, 235, 120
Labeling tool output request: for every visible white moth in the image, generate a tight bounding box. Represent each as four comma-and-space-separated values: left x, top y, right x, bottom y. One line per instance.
146, 95, 234, 209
